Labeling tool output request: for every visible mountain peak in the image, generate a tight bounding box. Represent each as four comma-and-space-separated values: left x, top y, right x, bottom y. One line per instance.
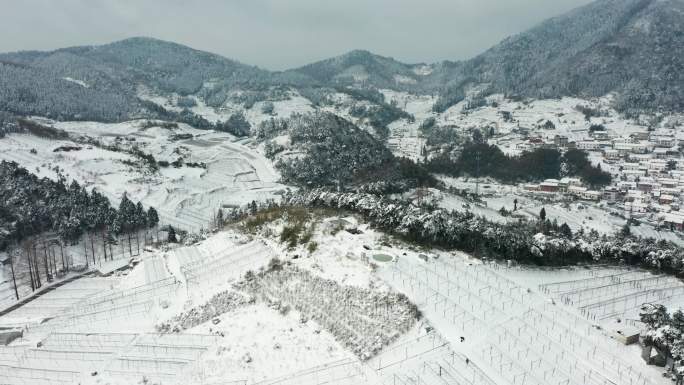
287, 49, 419, 90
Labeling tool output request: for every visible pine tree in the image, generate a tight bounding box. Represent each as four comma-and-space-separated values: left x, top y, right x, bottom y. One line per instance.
539, 207, 546, 221
559, 223, 573, 239
216, 208, 224, 228
167, 226, 177, 243
640, 304, 670, 330
147, 206, 159, 242
672, 310, 684, 334
134, 202, 146, 252
116, 193, 137, 256
135, 202, 147, 229
147, 207, 159, 229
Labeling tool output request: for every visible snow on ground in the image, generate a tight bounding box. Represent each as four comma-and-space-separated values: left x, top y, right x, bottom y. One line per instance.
377, 250, 673, 385
438, 176, 684, 244
138, 86, 315, 128
438, 192, 512, 223
381, 89, 436, 160
186, 303, 352, 384
244, 92, 316, 127
2, 93, 683, 384
61, 77, 89, 88
0, 210, 678, 385
0, 120, 288, 233
284, 216, 389, 288
0, 214, 415, 384
440, 95, 619, 140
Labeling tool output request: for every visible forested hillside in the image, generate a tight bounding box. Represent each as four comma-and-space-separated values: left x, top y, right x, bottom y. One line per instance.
260, 112, 435, 192
430, 0, 684, 114
0, 161, 158, 252
288, 49, 424, 90
0, 0, 681, 125
0, 60, 137, 121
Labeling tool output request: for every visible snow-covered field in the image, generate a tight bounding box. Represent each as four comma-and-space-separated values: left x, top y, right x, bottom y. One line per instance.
0, 121, 287, 233
0, 211, 676, 385
382, 90, 436, 161
2, 92, 683, 384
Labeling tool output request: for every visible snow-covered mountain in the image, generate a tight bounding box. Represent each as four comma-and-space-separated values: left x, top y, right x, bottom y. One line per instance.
286, 49, 426, 91
0, 0, 681, 125
429, 0, 684, 114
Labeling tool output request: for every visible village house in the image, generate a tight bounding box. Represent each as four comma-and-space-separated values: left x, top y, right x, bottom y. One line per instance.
539, 179, 560, 193
651, 135, 676, 148
603, 149, 621, 161
560, 177, 582, 187
659, 194, 676, 205
614, 142, 649, 155
659, 178, 679, 189
581, 190, 602, 201
647, 160, 669, 172
637, 180, 657, 193
622, 162, 641, 171
603, 187, 621, 202
577, 141, 602, 151
662, 213, 684, 231
625, 200, 649, 216
567, 185, 587, 197
627, 153, 653, 163
653, 147, 670, 159
661, 190, 682, 203
617, 181, 637, 192
630, 132, 650, 141
623, 170, 647, 180
626, 189, 649, 202
614, 137, 637, 145
554, 135, 569, 148
591, 131, 611, 141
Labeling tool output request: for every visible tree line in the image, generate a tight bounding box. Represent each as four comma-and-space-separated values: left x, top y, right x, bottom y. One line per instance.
284, 189, 684, 274
639, 303, 684, 376
0, 161, 160, 297
260, 112, 436, 193
427, 142, 612, 188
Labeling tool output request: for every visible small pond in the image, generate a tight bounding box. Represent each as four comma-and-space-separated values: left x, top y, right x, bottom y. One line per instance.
372, 254, 393, 263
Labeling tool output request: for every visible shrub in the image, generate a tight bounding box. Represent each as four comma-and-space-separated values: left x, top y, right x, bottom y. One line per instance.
280, 224, 304, 248
267, 258, 283, 272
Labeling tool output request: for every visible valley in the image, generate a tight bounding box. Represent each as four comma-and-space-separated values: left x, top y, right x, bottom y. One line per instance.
1, 0, 684, 383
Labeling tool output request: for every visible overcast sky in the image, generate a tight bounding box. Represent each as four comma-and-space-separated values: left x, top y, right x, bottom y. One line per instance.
0, 0, 594, 70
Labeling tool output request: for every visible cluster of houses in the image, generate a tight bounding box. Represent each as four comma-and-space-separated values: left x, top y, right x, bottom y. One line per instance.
519, 128, 684, 231
518, 129, 678, 155
523, 177, 602, 201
